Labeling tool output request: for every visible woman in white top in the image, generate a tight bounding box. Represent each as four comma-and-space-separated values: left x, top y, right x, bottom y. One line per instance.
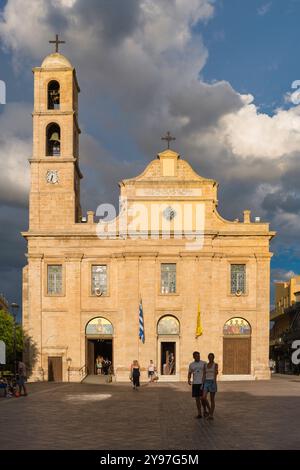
148, 360, 156, 382
95, 356, 103, 375
202, 353, 218, 420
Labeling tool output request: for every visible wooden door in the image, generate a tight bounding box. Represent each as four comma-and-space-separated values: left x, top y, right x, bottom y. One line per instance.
223, 338, 251, 374
87, 340, 95, 375
48, 356, 62, 382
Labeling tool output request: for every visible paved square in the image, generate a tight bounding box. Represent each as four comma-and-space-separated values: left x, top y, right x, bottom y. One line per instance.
1, 375, 300, 450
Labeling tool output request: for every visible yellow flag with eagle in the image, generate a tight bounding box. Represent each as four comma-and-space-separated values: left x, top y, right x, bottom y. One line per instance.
196, 300, 203, 337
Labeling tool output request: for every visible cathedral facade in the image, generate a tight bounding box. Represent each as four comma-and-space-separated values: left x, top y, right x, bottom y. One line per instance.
22, 51, 275, 382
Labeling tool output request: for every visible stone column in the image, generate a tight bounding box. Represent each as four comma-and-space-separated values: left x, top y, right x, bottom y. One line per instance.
26, 253, 43, 382
254, 254, 272, 379
64, 253, 83, 382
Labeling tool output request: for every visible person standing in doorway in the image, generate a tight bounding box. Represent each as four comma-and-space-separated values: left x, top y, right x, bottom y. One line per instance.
17, 361, 28, 396
188, 351, 208, 418
96, 355, 102, 375
169, 352, 175, 375
130, 360, 141, 390
202, 353, 218, 420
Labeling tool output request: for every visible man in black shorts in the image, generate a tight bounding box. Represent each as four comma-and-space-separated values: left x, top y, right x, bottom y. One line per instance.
188, 351, 208, 418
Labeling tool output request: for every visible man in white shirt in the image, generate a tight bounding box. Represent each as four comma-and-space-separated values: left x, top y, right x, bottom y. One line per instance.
188, 351, 208, 418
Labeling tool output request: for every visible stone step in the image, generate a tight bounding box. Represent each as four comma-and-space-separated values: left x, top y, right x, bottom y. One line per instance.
157, 374, 180, 382
82, 374, 114, 384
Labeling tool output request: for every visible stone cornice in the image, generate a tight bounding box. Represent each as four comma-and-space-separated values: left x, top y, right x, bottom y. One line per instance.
41, 345, 68, 351
219, 308, 259, 313
25, 253, 44, 260
155, 307, 182, 312
42, 309, 68, 313
120, 179, 217, 186
120, 251, 159, 259
125, 196, 218, 203
25, 251, 273, 261
83, 254, 113, 260
32, 111, 81, 133
29, 157, 77, 163
64, 253, 84, 261
81, 309, 118, 314
254, 253, 274, 260
22, 230, 275, 239
33, 110, 75, 116
33, 66, 74, 73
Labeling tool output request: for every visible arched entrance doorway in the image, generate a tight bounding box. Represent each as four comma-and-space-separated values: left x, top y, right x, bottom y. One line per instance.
157, 315, 180, 381
223, 317, 251, 375
85, 317, 114, 376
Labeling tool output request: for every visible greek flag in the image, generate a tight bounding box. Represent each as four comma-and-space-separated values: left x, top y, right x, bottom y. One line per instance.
139, 299, 145, 343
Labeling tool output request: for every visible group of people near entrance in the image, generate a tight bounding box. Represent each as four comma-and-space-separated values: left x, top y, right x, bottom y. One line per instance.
129, 352, 218, 419
95, 355, 112, 375
0, 361, 28, 398
129, 360, 159, 390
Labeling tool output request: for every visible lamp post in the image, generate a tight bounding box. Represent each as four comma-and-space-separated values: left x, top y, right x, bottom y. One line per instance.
11, 303, 19, 380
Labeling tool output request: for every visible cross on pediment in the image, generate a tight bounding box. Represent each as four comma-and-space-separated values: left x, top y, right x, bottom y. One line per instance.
49, 34, 65, 53
161, 131, 176, 149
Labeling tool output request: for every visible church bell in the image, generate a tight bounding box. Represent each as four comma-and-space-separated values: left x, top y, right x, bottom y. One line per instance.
49, 132, 60, 142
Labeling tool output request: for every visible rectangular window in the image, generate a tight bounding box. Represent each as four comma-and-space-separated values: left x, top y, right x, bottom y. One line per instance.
91, 265, 108, 295
47, 265, 62, 295
231, 264, 246, 294
161, 263, 176, 294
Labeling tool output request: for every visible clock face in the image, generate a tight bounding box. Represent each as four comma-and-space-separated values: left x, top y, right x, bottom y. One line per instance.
163, 206, 176, 221
46, 170, 59, 184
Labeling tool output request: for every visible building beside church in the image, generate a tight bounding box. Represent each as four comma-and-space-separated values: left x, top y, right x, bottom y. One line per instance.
22, 49, 275, 382
270, 275, 300, 374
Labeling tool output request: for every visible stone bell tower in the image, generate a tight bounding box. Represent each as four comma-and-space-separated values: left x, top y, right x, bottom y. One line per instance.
29, 37, 82, 229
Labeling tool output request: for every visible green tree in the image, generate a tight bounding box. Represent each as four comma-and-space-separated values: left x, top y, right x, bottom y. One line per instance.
0, 309, 38, 376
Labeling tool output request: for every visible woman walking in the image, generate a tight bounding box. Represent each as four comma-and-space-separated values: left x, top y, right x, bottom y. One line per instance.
130, 360, 141, 390
202, 353, 218, 420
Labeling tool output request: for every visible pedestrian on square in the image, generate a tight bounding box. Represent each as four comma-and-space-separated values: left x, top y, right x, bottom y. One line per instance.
105, 358, 111, 375
188, 351, 208, 419
202, 353, 218, 420
95, 355, 102, 375
168, 352, 175, 375
148, 360, 156, 382
130, 360, 141, 390
0, 377, 8, 397
17, 361, 28, 396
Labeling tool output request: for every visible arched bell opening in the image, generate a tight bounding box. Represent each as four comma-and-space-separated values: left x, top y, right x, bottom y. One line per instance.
48, 80, 60, 110
46, 123, 61, 156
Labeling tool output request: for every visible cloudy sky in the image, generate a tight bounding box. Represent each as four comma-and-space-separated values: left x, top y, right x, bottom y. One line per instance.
0, 0, 300, 314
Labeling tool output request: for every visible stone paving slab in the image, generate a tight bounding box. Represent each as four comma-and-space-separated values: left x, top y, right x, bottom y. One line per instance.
0, 376, 300, 450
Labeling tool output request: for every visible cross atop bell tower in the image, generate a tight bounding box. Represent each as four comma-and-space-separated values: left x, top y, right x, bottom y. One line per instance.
49, 34, 66, 53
